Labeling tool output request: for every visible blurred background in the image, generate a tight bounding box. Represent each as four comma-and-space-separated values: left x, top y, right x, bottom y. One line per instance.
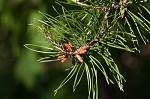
0, 0, 150, 99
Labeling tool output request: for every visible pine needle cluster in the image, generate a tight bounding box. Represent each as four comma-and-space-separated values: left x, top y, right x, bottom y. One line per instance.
25, 0, 150, 98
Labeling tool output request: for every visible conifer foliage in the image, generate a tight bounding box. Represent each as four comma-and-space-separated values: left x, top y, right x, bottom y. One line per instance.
25, 0, 150, 98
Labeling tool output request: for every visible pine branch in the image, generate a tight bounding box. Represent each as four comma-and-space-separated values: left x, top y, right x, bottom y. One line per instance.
25, 0, 150, 98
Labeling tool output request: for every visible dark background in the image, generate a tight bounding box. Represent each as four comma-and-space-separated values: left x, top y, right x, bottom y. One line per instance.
0, 0, 150, 99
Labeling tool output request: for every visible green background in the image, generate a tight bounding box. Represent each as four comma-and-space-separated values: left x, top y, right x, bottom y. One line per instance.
0, 0, 150, 99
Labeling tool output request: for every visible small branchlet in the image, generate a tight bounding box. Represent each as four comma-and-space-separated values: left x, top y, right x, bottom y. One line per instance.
30, 18, 65, 53
73, 0, 128, 19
